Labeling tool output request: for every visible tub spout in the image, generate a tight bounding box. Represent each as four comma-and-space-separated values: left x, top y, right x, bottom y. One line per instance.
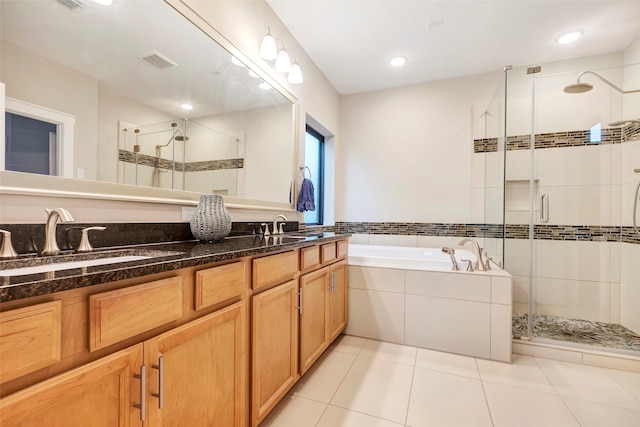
441, 247, 459, 271
458, 238, 486, 271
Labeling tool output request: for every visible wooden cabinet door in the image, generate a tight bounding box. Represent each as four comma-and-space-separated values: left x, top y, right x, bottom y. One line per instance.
328, 261, 348, 341
251, 280, 299, 426
0, 344, 144, 427
144, 301, 246, 427
299, 267, 329, 375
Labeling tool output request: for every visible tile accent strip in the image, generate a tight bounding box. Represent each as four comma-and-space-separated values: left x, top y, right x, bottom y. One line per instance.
118, 149, 244, 171
474, 127, 627, 153
331, 222, 640, 245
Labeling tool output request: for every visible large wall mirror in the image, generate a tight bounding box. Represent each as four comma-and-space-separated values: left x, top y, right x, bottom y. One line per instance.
1, 0, 297, 208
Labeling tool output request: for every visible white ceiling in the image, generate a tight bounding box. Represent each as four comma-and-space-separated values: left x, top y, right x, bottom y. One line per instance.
266, 0, 640, 95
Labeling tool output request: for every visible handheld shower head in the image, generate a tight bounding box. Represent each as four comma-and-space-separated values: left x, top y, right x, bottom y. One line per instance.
564, 70, 640, 94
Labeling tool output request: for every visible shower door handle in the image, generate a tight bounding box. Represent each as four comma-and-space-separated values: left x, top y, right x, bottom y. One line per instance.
540, 194, 549, 223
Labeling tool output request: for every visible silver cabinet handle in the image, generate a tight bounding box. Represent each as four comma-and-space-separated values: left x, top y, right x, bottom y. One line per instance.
151, 356, 164, 409
332, 272, 336, 292
133, 365, 146, 421
540, 194, 549, 223
296, 290, 302, 315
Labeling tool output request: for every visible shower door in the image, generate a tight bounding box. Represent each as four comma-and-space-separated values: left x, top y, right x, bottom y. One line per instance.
507, 60, 640, 353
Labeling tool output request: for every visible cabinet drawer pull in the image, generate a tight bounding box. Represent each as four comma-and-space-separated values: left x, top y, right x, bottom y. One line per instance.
151, 356, 164, 409
133, 365, 146, 421
296, 290, 302, 315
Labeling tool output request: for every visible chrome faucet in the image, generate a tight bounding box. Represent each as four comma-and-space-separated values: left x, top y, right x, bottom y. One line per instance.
41, 208, 74, 256
273, 215, 287, 235
458, 238, 487, 271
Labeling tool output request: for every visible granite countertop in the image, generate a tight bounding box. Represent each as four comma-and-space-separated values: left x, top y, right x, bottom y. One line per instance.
0, 232, 349, 303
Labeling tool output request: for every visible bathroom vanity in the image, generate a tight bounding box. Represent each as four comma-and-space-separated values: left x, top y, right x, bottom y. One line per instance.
0, 234, 349, 427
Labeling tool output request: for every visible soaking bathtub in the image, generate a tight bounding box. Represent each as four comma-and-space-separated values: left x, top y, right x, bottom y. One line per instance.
347, 244, 513, 362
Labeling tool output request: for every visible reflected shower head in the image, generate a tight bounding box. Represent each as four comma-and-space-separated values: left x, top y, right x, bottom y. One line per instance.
607, 118, 640, 127
563, 82, 593, 94
174, 135, 189, 141
564, 70, 640, 94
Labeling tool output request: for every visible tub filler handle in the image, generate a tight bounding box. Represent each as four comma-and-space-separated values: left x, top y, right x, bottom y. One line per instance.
461, 259, 474, 272
441, 247, 460, 271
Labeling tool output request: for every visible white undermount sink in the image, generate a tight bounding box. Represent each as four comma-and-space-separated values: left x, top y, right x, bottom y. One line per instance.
0, 255, 152, 277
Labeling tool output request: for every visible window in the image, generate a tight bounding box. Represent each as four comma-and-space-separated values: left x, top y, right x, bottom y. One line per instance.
5, 112, 58, 175
303, 125, 324, 225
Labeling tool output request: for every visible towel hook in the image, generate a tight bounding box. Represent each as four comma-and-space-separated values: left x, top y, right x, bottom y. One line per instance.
299, 166, 311, 178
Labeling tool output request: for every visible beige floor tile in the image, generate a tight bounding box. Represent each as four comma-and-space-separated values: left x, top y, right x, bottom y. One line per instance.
329, 334, 368, 355
477, 354, 555, 393
291, 350, 356, 403
564, 397, 640, 427
406, 367, 492, 427
260, 395, 327, 427
317, 405, 404, 427
483, 382, 580, 427
415, 347, 480, 379
536, 358, 640, 411
331, 356, 414, 424
604, 368, 640, 401
359, 339, 417, 366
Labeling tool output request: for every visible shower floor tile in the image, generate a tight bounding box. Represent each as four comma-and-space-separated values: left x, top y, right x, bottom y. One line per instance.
512, 313, 640, 352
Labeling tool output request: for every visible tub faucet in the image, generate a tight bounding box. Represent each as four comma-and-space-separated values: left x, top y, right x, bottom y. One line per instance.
441, 247, 459, 271
273, 215, 287, 235
458, 238, 486, 271
41, 208, 75, 256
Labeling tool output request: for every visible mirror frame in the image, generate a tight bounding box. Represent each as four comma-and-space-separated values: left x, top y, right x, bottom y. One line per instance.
0, 0, 299, 212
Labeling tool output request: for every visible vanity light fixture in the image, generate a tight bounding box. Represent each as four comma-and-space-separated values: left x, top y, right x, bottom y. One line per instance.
180, 103, 194, 110
556, 29, 583, 45
288, 62, 303, 84
259, 28, 278, 60
275, 48, 291, 73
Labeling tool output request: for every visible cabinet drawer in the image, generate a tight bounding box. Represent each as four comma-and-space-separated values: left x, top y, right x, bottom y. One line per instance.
337, 240, 348, 259
252, 251, 299, 291
195, 261, 246, 311
321, 243, 337, 264
300, 245, 321, 272
0, 300, 62, 383
89, 277, 183, 351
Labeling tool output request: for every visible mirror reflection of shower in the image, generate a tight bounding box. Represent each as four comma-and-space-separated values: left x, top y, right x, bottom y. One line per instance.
634, 169, 640, 235
153, 123, 189, 188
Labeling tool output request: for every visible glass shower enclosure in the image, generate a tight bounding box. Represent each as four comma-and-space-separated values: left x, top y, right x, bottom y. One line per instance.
484, 58, 640, 354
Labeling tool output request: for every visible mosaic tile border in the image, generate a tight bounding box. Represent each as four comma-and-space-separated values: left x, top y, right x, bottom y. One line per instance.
118, 149, 243, 171
330, 222, 640, 245
474, 125, 631, 153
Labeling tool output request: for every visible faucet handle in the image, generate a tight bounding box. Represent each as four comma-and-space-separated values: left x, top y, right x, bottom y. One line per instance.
461, 258, 474, 272
0, 230, 19, 259
260, 223, 270, 237
278, 223, 285, 234
76, 226, 106, 253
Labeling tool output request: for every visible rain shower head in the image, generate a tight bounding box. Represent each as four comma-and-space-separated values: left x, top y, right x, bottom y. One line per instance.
174, 135, 189, 141
563, 82, 593, 94
564, 71, 640, 94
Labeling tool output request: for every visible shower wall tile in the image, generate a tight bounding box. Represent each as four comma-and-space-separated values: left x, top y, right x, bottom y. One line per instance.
472, 153, 486, 189
621, 242, 640, 292
534, 278, 611, 323
347, 233, 370, 244
538, 184, 613, 226
346, 288, 405, 344
620, 285, 640, 335
416, 236, 469, 249
504, 239, 532, 277
610, 283, 620, 324
535, 240, 611, 283
512, 276, 530, 307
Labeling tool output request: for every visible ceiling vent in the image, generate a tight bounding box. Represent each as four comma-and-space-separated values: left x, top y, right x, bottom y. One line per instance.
137, 50, 178, 70
56, 0, 88, 11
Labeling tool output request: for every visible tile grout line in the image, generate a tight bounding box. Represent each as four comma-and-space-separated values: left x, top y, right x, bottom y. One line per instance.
533, 357, 584, 426
476, 358, 496, 427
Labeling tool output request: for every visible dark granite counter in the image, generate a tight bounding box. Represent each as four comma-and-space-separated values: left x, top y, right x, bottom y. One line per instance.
0, 232, 349, 303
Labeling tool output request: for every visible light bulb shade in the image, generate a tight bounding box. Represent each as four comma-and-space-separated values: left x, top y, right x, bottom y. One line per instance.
275, 50, 291, 73
288, 63, 303, 84
259, 33, 277, 60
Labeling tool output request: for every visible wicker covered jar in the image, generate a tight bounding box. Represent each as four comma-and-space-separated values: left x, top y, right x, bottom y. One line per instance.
190, 194, 232, 242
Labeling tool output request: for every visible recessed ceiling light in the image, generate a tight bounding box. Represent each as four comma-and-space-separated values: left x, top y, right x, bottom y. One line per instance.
259, 82, 271, 90
180, 103, 194, 110
389, 56, 407, 67
556, 29, 583, 45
